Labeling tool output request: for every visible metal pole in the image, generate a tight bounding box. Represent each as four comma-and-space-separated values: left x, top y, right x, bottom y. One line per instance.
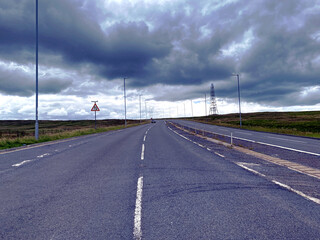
124, 78, 127, 127
139, 95, 141, 123
190, 100, 193, 117
35, 0, 39, 140
237, 74, 242, 127
145, 100, 147, 119
91, 100, 98, 129
184, 103, 186, 117
205, 94, 207, 116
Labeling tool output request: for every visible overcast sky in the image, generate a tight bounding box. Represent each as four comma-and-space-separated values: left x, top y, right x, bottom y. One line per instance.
0, 0, 319, 120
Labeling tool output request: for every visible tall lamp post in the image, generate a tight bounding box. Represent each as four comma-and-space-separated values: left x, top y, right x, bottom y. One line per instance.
35, 0, 39, 140
233, 73, 242, 127
145, 100, 147, 119
139, 94, 142, 123
124, 77, 127, 127
205, 94, 207, 116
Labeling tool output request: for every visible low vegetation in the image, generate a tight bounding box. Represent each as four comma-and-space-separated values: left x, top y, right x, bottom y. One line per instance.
0, 119, 145, 150
189, 111, 320, 138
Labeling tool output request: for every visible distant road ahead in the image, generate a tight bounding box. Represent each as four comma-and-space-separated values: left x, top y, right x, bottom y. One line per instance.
0, 121, 320, 239
172, 119, 320, 155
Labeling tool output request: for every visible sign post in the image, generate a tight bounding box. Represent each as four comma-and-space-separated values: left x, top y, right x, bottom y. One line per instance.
91, 101, 100, 129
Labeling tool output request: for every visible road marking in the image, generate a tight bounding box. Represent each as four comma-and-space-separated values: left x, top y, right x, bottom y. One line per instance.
267, 136, 306, 143
214, 152, 225, 158
133, 176, 143, 240
37, 153, 50, 158
236, 162, 266, 178
271, 180, 320, 205
143, 135, 146, 142
174, 123, 320, 156
12, 160, 33, 167
236, 162, 320, 205
0, 128, 125, 155
141, 144, 145, 160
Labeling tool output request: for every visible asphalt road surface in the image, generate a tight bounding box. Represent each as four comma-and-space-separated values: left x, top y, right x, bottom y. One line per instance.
0, 121, 320, 239
172, 119, 320, 156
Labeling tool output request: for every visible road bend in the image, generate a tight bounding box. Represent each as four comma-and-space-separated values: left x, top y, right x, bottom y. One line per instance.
0, 121, 320, 239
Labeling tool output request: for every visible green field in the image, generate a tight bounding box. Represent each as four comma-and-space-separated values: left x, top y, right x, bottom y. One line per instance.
189, 111, 320, 138
0, 119, 145, 149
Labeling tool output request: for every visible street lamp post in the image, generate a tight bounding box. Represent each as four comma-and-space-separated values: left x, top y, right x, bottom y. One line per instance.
145, 100, 147, 119
35, 0, 39, 140
124, 77, 127, 127
233, 73, 242, 127
205, 94, 207, 116
139, 95, 141, 123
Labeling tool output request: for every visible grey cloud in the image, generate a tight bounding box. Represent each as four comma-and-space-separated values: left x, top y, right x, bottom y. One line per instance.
0, 66, 34, 96
0, 65, 73, 96
1, 0, 320, 107
39, 78, 73, 94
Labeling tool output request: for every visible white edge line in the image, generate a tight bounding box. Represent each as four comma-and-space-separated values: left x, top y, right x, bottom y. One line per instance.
236, 163, 320, 205
141, 144, 145, 160
12, 160, 33, 167
174, 123, 320, 157
236, 162, 267, 178
1, 127, 125, 155
272, 180, 320, 205
133, 176, 143, 240
214, 152, 225, 158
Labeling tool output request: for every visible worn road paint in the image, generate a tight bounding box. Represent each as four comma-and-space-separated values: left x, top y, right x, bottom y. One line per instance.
12, 160, 32, 167
214, 152, 225, 158
236, 162, 320, 205
141, 144, 145, 160
133, 176, 144, 240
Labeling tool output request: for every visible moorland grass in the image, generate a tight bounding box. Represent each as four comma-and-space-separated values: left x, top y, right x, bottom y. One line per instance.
190, 111, 320, 138
0, 124, 141, 150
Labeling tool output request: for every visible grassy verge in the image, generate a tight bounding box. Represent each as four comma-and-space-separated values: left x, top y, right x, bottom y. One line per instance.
187, 111, 320, 139
0, 123, 142, 150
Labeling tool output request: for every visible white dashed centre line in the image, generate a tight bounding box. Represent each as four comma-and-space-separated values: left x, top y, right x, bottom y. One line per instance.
141, 144, 145, 160
37, 153, 50, 158
214, 152, 225, 158
12, 160, 33, 167
133, 176, 144, 240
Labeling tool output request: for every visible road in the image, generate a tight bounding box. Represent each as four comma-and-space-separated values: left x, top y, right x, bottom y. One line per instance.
172, 119, 320, 155
0, 121, 320, 239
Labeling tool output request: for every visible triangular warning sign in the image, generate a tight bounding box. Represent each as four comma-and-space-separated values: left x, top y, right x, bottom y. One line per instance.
91, 103, 100, 111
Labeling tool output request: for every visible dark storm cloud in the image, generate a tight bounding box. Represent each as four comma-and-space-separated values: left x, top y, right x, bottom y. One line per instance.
0, 0, 172, 78
0, 65, 72, 96
0, 0, 319, 106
